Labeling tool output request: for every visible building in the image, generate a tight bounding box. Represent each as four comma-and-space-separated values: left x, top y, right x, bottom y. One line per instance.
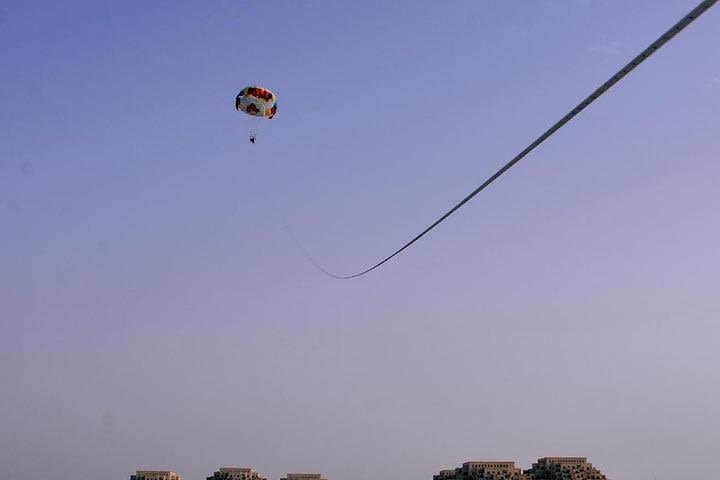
281, 473, 326, 480
524, 457, 607, 480
433, 461, 529, 480
434, 470, 460, 480
130, 471, 181, 480
207, 467, 268, 480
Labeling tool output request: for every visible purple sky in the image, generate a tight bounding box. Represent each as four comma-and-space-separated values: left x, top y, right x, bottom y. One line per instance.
1, 1, 719, 479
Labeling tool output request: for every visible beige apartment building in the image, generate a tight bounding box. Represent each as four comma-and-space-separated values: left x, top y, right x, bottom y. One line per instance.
207, 467, 268, 480
524, 457, 607, 480
433, 461, 529, 480
281, 473, 326, 480
130, 471, 181, 480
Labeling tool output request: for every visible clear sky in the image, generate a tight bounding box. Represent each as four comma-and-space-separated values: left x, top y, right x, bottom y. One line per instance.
1, 1, 719, 479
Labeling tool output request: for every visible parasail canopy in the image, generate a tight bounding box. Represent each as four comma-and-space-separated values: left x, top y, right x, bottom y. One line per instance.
236, 86, 278, 119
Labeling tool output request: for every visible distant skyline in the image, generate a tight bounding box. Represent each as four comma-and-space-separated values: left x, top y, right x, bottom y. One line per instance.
2, 1, 719, 480
133, 457, 608, 480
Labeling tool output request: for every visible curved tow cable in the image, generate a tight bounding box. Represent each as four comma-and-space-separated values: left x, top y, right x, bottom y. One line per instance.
297, 0, 717, 280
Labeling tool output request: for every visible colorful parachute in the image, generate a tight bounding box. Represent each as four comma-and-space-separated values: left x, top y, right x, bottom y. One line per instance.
235, 86, 277, 119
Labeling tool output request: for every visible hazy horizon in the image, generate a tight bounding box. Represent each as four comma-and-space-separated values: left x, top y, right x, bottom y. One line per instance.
2, 1, 719, 479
